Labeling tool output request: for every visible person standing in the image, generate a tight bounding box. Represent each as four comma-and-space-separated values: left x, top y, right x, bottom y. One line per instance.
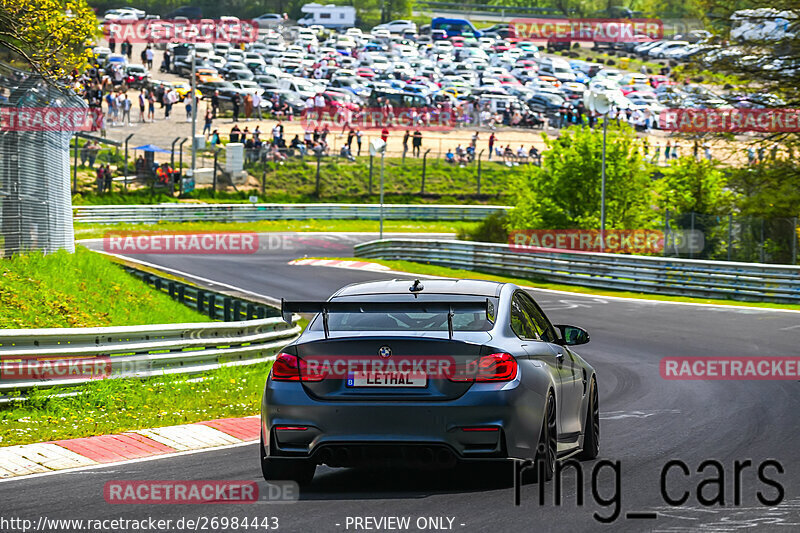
147, 90, 155, 122
252, 91, 262, 120
185, 95, 192, 121
96, 165, 106, 193
163, 49, 171, 73
203, 108, 213, 136
231, 93, 241, 122
356, 129, 362, 156
121, 93, 131, 126
145, 46, 154, 70
211, 91, 220, 118
138, 90, 146, 122
347, 129, 355, 151
380, 127, 389, 143
402, 130, 410, 158
412, 129, 422, 157
244, 93, 253, 120
652, 143, 661, 165
104, 164, 113, 193
124, 39, 132, 60
108, 34, 116, 54
665, 141, 671, 161
488, 132, 496, 160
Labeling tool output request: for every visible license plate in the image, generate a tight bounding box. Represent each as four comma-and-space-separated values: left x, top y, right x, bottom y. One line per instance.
346, 371, 427, 388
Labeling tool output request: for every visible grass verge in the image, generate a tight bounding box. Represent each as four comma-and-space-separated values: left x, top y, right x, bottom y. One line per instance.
315, 257, 800, 311
0, 248, 210, 328
74, 219, 479, 240
0, 363, 271, 446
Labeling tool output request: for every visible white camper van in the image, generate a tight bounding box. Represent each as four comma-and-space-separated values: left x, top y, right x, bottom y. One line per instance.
297, 4, 356, 30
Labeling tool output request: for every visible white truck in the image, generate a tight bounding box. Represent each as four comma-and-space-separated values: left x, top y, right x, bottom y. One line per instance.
297, 3, 356, 30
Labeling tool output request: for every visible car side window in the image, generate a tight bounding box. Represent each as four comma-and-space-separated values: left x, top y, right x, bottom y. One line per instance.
510, 293, 538, 340
520, 293, 557, 343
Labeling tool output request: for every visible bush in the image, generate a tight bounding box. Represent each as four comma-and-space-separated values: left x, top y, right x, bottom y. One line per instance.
456, 212, 508, 243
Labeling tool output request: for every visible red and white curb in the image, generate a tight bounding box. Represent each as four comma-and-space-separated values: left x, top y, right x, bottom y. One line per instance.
0, 416, 260, 479
288, 258, 391, 271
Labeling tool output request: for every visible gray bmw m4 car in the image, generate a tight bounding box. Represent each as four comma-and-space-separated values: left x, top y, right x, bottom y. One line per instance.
260, 278, 599, 486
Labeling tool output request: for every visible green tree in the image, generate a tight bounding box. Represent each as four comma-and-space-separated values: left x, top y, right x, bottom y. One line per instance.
655, 157, 733, 215
506, 123, 654, 230
0, 0, 97, 81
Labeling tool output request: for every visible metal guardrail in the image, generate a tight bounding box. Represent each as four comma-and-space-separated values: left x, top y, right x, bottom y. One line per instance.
73, 204, 511, 224
0, 264, 300, 395
354, 239, 800, 304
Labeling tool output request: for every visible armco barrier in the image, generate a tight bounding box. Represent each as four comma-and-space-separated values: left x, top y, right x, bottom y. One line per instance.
354, 239, 800, 304
73, 204, 510, 224
0, 264, 300, 396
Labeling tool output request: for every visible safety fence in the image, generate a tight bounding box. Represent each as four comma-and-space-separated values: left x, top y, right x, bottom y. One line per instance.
0, 263, 300, 396
354, 238, 800, 304
73, 203, 511, 224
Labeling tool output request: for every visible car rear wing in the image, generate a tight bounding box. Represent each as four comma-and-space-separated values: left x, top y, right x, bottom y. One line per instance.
281, 298, 494, 339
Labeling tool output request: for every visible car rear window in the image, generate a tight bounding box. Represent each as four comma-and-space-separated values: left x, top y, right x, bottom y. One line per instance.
309, 296, 498, 332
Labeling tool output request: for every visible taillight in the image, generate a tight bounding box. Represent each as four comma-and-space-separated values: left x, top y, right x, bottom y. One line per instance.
271, 353, 328, 382
271, 352, 300, 381
446, 353, 517, 382
476, 352, 517, 382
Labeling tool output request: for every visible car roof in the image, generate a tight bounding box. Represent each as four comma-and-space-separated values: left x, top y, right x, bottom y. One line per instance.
333, 279, 505, 298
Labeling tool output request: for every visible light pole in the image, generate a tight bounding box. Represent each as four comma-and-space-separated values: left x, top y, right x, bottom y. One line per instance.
379, 150, 385, 239
190, 45, 197, 183
584, 89, 612, 252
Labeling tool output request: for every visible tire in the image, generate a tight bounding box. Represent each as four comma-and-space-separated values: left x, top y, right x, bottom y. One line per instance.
535, 391, 557, 481
259, 434, 316, 487
577, 377, 600, 460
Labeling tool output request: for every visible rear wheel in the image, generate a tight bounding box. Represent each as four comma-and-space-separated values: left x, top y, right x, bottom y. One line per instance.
535, 391, 557, 481
578, 377, 600, 460
259, 434, 316, 487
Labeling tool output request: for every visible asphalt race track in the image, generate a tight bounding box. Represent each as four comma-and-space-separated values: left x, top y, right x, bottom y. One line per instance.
4, 233, 800, 532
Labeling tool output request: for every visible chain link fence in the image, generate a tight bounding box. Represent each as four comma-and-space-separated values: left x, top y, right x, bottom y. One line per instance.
664, 211, 799, 264
1, 65, 84, 256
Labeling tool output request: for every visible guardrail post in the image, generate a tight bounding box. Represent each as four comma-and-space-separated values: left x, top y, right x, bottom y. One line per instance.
197, 290, 204, 314
224, 297, 232, 322
233, 300, 241, 321
178, 285, 185, 304
168, 281, 175, 298
208, 294, 216, 319
155, 278, 162, 291
246, 302, 255, 319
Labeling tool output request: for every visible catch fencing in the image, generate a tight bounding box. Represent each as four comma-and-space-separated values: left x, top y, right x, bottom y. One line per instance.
354, 238, 800, 303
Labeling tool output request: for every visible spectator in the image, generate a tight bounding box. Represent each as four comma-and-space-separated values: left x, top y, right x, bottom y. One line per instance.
96, 165, 106, 193
185, 95, 192, 121
445, 149, 455, 164
517, 145, 527, 164
210, 129, 220, 148
103, 164, 113, 192
488, 132, 496, 160
120, 93, 132, 126
356, 129, 363, 156
147, 90, 155, 122
340, 145, 355, 161
244, 93, 253, 120
203, 108, 213, 136
412, 130, 422, 157
380, 127, 389, 143
347, 129, 355, 151
162, 49, 171, 73
230, 124, 241, 143
231, 93, 241, 122
704, 142, 712, 161
211, 91, 220, 118
402, 130, 410, 158
145, 46, 154, 70
528, 146, 541, 166
138, 90, 146, 122
124, 39, 132, 60
665, 141, 672, 160
252, 91, 262, 120
652, 143, 661, 165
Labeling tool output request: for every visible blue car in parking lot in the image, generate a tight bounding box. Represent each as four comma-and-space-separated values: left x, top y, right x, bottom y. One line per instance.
260, 279, 599, 486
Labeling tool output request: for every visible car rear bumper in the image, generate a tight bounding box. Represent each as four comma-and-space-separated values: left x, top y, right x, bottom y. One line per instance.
261, 379, 544, 463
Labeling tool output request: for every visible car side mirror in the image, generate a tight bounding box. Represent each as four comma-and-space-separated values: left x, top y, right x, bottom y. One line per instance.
554, 324, 590, 346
